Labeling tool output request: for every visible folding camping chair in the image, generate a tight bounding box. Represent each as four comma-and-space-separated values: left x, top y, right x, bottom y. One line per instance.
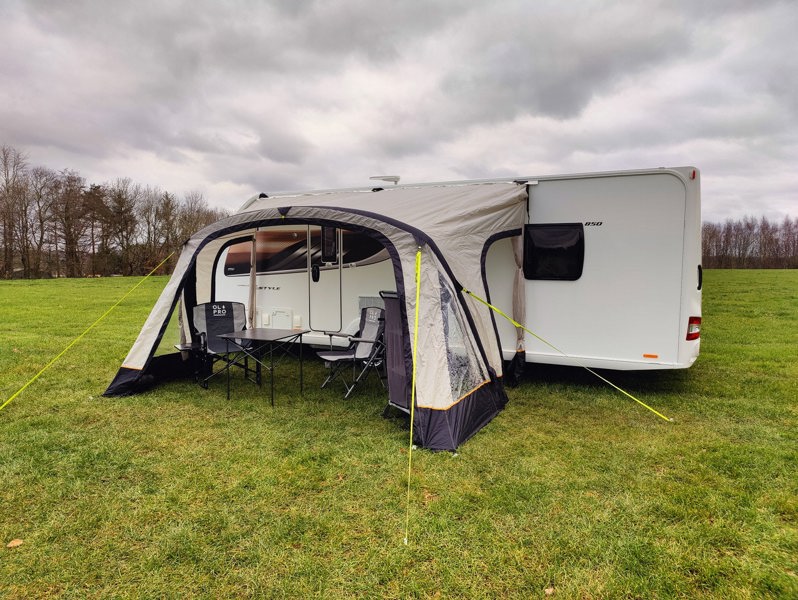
317, 306, 386, 398
191, 301, 256, 388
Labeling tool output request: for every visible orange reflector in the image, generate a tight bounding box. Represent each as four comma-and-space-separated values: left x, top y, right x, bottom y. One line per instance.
643, 354, 659, 359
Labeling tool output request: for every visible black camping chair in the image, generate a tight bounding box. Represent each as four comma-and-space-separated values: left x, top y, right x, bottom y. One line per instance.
317, 306, 386, 398
191, 301, 255, 388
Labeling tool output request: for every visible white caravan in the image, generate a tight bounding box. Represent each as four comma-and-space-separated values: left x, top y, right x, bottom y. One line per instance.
213, 166, 702, 371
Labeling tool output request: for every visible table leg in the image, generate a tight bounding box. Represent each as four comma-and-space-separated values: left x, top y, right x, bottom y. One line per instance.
270, 342, 275, 407
253, 343, 261, 386
299, 333, 304, 394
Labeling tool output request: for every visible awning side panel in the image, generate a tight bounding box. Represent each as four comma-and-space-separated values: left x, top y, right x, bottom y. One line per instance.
413, 380, 508, 451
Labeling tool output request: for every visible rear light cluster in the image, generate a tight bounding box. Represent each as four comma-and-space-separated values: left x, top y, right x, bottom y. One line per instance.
686, 316, 701, 341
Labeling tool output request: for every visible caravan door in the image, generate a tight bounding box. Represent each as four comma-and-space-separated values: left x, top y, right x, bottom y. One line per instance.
308, 225, 343, 332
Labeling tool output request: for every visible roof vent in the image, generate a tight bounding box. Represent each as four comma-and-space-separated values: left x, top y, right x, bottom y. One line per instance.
258, 192, 269, 198
369, 175, 400, 185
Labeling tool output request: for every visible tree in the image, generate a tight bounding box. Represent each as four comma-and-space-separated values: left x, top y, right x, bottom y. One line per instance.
782, 216, 798, 269
702, 215, 798, 268
51, 170, 88, 277
106, 178, 142, 275
731, 216, 757, 267
137, 186, 167, 272
158, 190, 180, 271
83, 183, 109, 276
1, 145, 27, 278
758, 216, 780, 268
11, 169, 38, 278
178, 190, 214, 241
702, 222, 720, 268
24, 166, 59, 277
0, 144, 232, 278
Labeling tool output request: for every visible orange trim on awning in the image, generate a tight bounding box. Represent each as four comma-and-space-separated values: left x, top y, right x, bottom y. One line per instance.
417, 379, 492, 411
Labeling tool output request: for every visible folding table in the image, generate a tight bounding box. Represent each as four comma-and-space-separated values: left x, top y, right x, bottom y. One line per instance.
218, 328, 308, 405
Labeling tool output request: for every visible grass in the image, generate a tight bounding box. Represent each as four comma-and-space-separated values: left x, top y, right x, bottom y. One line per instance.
0, 271, 796, 598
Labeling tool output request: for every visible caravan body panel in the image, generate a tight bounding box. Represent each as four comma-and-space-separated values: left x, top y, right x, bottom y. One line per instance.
487, 167, 701, 369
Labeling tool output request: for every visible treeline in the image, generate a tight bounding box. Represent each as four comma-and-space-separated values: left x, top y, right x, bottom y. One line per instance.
3, 143, 797, 277
702, 216, 798, 269
1, 145, 227, 279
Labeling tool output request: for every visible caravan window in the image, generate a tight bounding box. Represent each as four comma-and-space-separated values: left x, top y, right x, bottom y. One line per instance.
223, 227, 387, 276
320, 226, 338, 263
523, 223, 584, 281
223, 229, 307, 276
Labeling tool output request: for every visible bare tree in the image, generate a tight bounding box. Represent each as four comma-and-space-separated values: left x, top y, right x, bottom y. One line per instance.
703, 215, 798, 268
702, 222, 720, 268
106, 178, 142, 275
158, 190, 180, 271
51, 170, 88, 277
782, 216, 798, 268
758, 216, 779, 268
137, 186, 167, 271
26, 166, 60, 278
177, 190, 211, 241
0, 144, 235, 278
1, 145, 28, 278
12, 178, 33, 278
83, 183, 109, 276
175, 191, 227, 243
731, 216, 757, 267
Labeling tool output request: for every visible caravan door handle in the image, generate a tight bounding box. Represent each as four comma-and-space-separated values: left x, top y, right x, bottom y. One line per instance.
311, 264, 320, 283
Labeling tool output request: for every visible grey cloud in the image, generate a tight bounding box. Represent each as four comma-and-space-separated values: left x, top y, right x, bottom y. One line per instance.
255, 129, 313, 165
290, 0, 468, 62
7, 0, 470, 164
666, 0, 790, 19
1, 0, 796, 223
440, 4, 690, 122
21, 0, 466, 76
360, 3, 697, 159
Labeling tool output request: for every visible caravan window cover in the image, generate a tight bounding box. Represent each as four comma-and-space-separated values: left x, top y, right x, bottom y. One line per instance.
523, 223, 584, 281
224, 227, 386, 276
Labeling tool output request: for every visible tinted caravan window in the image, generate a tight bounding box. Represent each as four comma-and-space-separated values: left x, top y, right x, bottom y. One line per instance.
321, 226, 338, 263
224, 227, 387, 276
523, 223, 584, 281
224, 228, 308, 276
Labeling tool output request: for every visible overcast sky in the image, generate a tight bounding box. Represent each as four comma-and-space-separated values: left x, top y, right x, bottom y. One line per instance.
1, 0, 796, 222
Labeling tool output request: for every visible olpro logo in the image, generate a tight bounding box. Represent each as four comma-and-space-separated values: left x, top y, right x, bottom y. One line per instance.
212, 304, 227, 317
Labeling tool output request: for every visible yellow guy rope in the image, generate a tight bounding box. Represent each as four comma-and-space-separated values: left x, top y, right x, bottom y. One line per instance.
0, 252, 175, 414
403, 246, 423, 545
464, 289, 672, 423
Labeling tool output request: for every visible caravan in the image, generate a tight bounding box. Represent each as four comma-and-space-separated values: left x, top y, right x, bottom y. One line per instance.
213, 166, 702, 371
105, 166, 701, 449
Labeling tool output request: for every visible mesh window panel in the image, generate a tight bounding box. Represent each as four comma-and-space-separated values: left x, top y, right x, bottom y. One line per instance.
439, 273, 488, 401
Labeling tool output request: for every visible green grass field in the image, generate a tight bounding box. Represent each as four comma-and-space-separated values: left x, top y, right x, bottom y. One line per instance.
1, 270, 796, 598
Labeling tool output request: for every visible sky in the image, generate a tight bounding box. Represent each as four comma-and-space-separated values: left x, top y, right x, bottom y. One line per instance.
1, 0, 796, 223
